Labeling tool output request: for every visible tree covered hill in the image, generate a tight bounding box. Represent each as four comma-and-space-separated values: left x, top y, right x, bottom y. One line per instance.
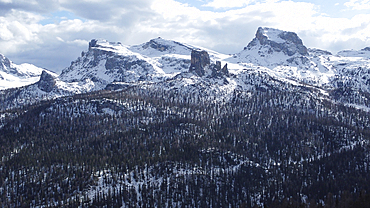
1, 82, 369, 207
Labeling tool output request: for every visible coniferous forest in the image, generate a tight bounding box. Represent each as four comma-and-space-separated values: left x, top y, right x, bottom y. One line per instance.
1, 81, 370, 208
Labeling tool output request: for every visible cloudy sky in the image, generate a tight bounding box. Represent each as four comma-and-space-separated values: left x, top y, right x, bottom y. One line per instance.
1, 0, 370, 73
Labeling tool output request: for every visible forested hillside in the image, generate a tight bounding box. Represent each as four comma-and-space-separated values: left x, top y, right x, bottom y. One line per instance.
1, 83, 369, 207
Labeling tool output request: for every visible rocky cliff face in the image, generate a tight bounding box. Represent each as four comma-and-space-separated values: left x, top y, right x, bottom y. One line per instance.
37, 71, 57, 92
60, 39, 158, 86
189, 50, 210, 76
210, 61, 229, 78
235, 27, 319, 82
245, 27, 308, 56
131, 37, 194, 56
189, 50, 229, 77
4, 27, 370, 112
0, 54, 12, 72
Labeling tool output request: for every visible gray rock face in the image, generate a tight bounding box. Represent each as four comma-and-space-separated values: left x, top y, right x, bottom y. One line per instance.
138, 37, 193, 53
287, 56, 310, 65
60, 39, 159, 85
142, 39, 170, 52
221, 64, 228, 75
189, 50, 229, 77
105, 56, 146, 73
211, 61, 229, 78
38, 71, 56, 92
61, 42, 115, 80
189, 50, 210, 76
0, 54, 11, 69
0, 55, 10, 80
89, 39, 98, 50
246, 27, 308, 56
308, 48, 332, 56
0, 54, 22, 77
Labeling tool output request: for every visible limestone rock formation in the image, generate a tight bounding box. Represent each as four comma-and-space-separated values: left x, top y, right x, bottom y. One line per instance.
189, 50, 229, 77
245, 27, 308, 56
189, 50, 210, 76
38, 70, 57, 92
211, 61, 229, 78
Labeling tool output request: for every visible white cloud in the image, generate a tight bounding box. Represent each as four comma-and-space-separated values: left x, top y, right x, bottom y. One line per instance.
203, 0, 256, 9
0, 23, 14, 41
0, 10, 42, 53
344, 0, 370, 10
0, 0, 370, 73
150, 0, 322, 51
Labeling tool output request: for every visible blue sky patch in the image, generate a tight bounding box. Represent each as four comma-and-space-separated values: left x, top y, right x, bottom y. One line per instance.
39, 10, 85, 25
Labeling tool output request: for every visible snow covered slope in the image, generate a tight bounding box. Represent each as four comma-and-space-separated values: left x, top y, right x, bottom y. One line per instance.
223, 27, 328, 85
2, 27, 370, 111
0, 54, 44, 90
222, 27, 370, 92
59, 38, 228, 87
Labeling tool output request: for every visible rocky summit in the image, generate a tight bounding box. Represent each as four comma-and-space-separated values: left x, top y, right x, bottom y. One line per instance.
0, 53, 44, 90
0, 54, 12, 72
2, 26, 370, 108
245, 27, 308, 56
1, 26, 370, 104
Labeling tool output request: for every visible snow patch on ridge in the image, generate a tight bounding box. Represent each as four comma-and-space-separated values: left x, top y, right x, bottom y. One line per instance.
260, 27, 286, 44
3, 27, 370, 111
0, 54, 45, 90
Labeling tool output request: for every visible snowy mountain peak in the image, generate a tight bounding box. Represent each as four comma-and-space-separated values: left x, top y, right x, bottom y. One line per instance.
3, 29, 370, 115
245, 27, 308, 56
0, 53, 44, 90
142, 37, 178, 52
256, 27, 287, 44
0, 53, 12, 70
130, 37, 196, 56
88, 39, 123, 51
60, 38, 168, 89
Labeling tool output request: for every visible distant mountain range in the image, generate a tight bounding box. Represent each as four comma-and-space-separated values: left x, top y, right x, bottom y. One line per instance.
1, 27, 370, 207
1, 27, 370, 111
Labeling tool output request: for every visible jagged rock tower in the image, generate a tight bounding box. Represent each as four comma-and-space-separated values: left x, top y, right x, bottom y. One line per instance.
189, 50, 229, 77
189, 50, 210, 76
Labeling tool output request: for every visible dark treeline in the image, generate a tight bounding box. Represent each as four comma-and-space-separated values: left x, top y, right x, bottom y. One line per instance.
0, 83, 369, 207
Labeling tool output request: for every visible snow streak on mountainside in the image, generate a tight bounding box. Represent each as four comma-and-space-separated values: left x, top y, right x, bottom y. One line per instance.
1, 27, 370, 111
0, 54, 45, 90
227, 27, 370, 91
57, 27, 370, 97
59, 37, 229, 86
